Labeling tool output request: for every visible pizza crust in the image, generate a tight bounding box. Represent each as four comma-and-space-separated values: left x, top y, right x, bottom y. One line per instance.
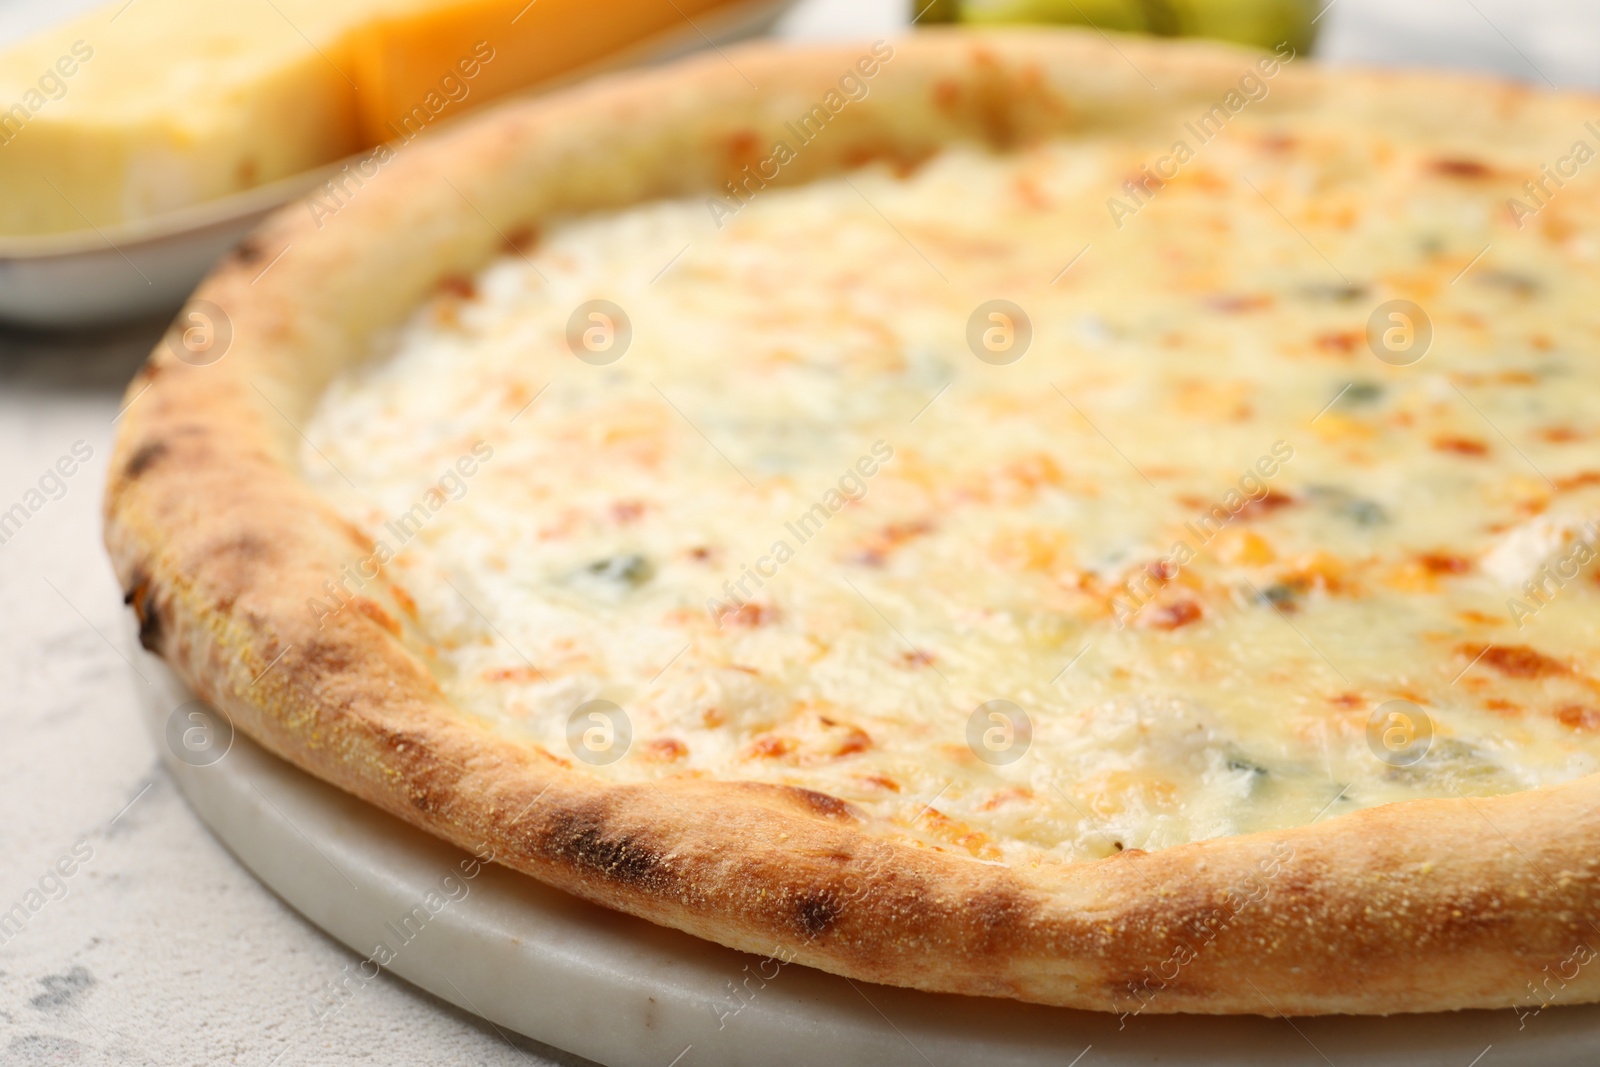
104, 28, 1600, 1015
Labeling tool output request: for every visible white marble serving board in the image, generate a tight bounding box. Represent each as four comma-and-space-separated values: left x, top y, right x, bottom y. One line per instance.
132, 651, 1600, 1067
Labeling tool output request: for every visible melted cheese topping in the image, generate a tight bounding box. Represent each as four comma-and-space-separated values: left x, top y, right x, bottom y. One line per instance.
305, 124, 1600, 866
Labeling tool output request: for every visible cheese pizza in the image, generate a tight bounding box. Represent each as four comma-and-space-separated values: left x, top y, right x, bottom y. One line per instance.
106, 29, 1600, 1015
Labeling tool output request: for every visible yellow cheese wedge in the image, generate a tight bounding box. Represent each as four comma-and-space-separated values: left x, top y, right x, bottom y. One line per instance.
0, 0, 747, 237
348, 0, 754, 147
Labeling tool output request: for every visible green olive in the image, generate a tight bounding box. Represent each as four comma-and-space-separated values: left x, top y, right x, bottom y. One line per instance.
912, 0, 965, 23
960, 0, 1147, 34
955, 0, 1318, 54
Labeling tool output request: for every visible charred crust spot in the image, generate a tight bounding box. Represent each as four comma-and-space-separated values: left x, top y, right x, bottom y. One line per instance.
124, 573, 162, 653
363, 721, 458, 814
785, 787, 856, 821
299, 637, 359, 676
123, 441, 169, 480
543, 804, 664, 889
197, 534, 275, 607
406, 778, 452, 816
972, 886, 1029, 942
210, 532, 271, 562
405, 780, 450, 817
138, 605, 161, 652
366, 723, 435, 764
368, 722, 432, 755
795, 892, 839, 938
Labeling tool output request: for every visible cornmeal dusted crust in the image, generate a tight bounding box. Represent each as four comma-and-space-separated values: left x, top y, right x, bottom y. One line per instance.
105, 29, 1600, 1014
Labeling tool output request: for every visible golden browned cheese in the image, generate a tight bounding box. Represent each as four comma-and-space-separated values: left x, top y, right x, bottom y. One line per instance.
304, 99, 1600, 867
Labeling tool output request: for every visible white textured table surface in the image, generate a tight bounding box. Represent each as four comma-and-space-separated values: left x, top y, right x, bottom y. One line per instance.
2, 1, 1598, 1065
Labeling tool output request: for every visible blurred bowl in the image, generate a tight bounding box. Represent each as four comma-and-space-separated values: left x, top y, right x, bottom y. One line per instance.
0, 0, 797, 330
